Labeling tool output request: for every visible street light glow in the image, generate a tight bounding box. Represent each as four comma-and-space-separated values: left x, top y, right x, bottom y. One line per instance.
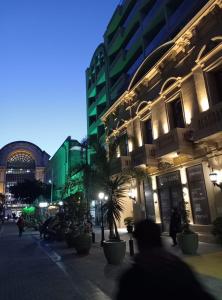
98, 192, 105, 200
39, 202, 48, 208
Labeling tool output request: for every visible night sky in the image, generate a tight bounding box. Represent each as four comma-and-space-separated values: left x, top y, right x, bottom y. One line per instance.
0, 0, 119, 156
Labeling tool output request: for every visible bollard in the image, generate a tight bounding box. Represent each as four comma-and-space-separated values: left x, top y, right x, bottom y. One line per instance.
129, 238, 134, 256
91, 231, 95, 243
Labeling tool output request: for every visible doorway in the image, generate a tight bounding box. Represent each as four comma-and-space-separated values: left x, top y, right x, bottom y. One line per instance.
157, 171, 183, 232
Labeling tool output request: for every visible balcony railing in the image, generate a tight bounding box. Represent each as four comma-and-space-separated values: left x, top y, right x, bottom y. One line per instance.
131, 144, 157, 167
193, 102, 222, 141
154, 128, 193, 158
110, 156, 131, 175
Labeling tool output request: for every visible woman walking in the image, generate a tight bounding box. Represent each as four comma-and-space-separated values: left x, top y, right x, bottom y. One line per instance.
17, 215, 25, 237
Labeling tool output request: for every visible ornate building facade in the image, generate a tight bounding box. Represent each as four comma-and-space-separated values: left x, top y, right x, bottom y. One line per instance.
102, 0, 222, 235
86, 0, 208, 159
0, 141, 50, 201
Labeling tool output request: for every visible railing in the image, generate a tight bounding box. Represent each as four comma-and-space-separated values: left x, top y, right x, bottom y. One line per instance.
131, 144, 157, 167
110, 156, 131, 175
110, 49, 126, 69
123, 1, 140, 29
193, 102, 222, 141
108, 26, 124, 49
155, 128, 193, 157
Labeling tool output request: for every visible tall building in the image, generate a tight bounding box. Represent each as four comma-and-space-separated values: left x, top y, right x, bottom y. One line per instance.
47, 136, 85, 202
86, 0, 208, 154
102, 0, 222, 236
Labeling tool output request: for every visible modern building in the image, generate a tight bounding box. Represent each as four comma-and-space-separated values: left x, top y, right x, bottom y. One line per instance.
86, 0, 208, 156
47, 136, 85, 203
102, 0, 222, 236
0, 141, 50, 212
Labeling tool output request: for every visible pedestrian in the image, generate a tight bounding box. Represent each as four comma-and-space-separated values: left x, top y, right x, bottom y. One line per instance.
116, 219, 215, 300
169, 207, 181, 246
17, 215, 25, 237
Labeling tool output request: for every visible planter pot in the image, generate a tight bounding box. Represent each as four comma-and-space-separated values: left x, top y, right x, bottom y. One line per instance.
74, 233, 92, 255
65, 232, 78, 248
177, 232, 199, 255
103, 240, 126, 265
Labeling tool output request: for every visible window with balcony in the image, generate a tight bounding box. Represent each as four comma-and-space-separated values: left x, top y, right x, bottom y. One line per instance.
88, 96, 96, 107
207, 68, 222, 105
116, 133, 129, 156
142, 119, 153, 144
165, 0, 183, 19
168, 97, 185, 129
97, 103, 106, 117
89, 115, 97, 127
140, 0, 156, 18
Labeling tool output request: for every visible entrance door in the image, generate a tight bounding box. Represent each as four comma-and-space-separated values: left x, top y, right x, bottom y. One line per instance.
159, 186, 183, 232
157, 171, 183, 232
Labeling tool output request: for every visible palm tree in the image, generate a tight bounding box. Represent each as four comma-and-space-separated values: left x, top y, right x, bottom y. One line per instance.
103, 175, 129, 241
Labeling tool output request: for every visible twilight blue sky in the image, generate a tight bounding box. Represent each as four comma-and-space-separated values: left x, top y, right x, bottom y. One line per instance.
0, 0, 119, 156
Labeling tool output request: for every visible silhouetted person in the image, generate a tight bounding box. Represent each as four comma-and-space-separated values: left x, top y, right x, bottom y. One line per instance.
16, 215, 25, 237
169, 207, 181, 246
116, 219, 215, 300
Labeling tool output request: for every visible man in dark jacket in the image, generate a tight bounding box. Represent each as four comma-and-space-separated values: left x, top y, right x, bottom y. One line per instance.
169, 207, 182, 246
116, 219, 215, 300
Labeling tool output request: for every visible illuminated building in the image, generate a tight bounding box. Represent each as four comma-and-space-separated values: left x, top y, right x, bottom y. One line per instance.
47, 136, 85, 202
102, 0, 222, 237
0, 141, 50, 211
86, 0, 208, 162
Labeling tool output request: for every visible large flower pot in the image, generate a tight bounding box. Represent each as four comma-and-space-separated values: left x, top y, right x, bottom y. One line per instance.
103, 240, 126, 265
177, 232, 199, 255
74, 233, 92, 255
65, 232, 78, 248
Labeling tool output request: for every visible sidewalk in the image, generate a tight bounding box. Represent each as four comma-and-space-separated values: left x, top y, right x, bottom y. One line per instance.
35, 226, 222, 300
2, 222, 221, 300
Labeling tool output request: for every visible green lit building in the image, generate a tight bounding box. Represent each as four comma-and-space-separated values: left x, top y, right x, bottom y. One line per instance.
48, 136, 84, 202
86, 0, 208, 156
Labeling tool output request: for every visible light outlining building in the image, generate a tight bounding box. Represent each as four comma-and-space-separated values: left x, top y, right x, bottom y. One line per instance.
102, 0, 222, 237
86, 0, 208, 158
0, 141, 50, 202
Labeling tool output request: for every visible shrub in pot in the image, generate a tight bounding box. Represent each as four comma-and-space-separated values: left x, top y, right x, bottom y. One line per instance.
63, 194, 92, 255
177, 201, 198, 255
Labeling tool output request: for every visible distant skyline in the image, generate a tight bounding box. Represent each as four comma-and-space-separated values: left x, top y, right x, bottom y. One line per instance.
0, 0, 119, 156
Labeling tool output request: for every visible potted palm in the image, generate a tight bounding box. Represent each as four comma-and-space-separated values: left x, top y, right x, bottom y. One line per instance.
102, 176, 129, 265
177, 201, 198, 255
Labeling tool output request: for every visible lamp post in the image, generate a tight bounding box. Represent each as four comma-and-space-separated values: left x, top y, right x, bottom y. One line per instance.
48, 168, 53, 204
98, 192, 108, 246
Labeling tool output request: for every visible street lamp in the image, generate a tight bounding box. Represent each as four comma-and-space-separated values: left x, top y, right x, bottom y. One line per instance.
48, 169, 53, 204
98, 192, 108, 246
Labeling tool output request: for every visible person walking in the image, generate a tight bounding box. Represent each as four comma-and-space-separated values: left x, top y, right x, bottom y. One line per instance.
169, 207, 181, 246
17, 215, 25, 237
116, 219, 215, 300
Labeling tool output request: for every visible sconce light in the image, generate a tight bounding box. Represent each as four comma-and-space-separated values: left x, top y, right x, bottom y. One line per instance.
128, 189, 136, 203
209, 172, 222, 190
209, 172, 218, 185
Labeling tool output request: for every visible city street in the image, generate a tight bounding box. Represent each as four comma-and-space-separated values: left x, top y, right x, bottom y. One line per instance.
0, 222, 222, 300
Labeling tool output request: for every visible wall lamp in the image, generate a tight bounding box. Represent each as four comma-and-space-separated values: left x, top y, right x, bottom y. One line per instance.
128, 189, 137, 203
209, 172, 222, 191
